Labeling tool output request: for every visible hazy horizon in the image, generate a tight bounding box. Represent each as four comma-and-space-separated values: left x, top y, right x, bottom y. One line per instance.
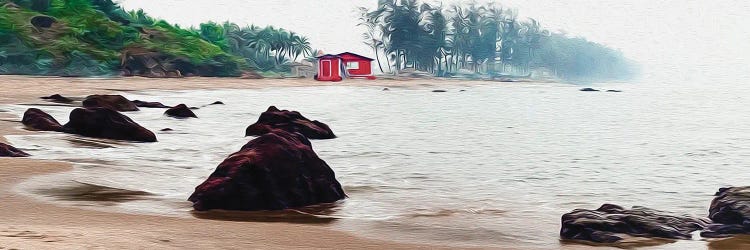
119, 0, 750, 83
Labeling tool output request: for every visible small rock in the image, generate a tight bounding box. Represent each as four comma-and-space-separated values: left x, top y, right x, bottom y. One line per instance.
40, 94, 73, 103
606, 90, 623, 93
22, 108, 63, 132
0, 142, 30, 157
210, 101, 224, 105
132, 100, 171, 108
432, 90, 447, 93
63, 108, 157, 142
579, 88, 599, 92
83, 95, 139, 112
165, 104, 197, 118
245, 106, 335, 139
160, 128, 174, 132
382, 88, 390, 91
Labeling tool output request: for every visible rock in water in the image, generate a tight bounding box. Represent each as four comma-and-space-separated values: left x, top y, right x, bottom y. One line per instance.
164, 104, 197, 118
580, 88, 600, 92
188, 130, 346, 211
432, 89, 447, 92
63, 108, 156, 142
702, 187, 750, 237
560, 204, 709, 243
245, 106, 335, 139
40, 94, 74, 103
22, 108, 63, 132
0, 143, 30, 157
132, 100, 171, 108
210, 101, 224, 105
82, 95, 139, 112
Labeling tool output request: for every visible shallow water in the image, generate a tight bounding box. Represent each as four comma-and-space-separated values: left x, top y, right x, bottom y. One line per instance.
7, 81, 750, 248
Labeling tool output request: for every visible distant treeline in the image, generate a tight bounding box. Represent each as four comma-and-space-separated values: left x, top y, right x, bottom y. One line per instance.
0, 0, 312, 77
360, 0, 637, 80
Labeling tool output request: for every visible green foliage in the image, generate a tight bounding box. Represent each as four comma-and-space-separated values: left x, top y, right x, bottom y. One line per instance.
362, 0, 636, 80
0, 0, 245, 76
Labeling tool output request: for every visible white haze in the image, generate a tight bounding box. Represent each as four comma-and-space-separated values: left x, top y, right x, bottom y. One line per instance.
119, 0, 750, 83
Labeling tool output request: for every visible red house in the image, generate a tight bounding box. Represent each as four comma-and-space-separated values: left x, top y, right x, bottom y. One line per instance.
315, 52, 376, 81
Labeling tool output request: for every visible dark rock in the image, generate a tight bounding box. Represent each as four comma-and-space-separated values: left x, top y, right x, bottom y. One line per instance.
83, 95, 139, 112
22, 108, 63, 132
606, 90, 623, 93
188, 130, 346, 211
40, 94, 73, 103
132, 100, 171, 108
432, 90, 447, 92
382, 87, 390, 91
701, 223, 748, 238
459, 89, 466, 92
63, 108, 156, 142
560, 204, 709, 243
160, 128, 173, 132
245, 106, 335, 139
580, 88, 600, 92
706, 186, 750, 236
210, 101, 224, 105
189, 107, 199, 110
30, 15, 56, 28
0, 142, 30, 157
164, 104, 197, 118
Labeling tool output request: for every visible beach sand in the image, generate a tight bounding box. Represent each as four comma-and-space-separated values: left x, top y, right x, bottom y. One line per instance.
0, 75, 487, 249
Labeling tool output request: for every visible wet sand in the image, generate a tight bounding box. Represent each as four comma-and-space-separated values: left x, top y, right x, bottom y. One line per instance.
0, 75, 489, 249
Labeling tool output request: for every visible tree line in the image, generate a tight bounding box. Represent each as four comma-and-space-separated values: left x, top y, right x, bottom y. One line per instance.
359, 0, 636, 80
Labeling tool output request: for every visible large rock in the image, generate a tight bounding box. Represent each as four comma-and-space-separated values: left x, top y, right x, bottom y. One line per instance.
22, 108, 63, 132
245, 106, 335, 139
188, 130, 346, 211
560, 204, 709, 243
62, 108, 156, 142
132, 100, 171, 108
164, 104, 197, 118
82, 95, 139, 112
0, 142, 30, 157
702, 187, 750, 237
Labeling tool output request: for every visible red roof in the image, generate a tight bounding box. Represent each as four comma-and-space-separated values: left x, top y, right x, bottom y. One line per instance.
337, 52, 374, 61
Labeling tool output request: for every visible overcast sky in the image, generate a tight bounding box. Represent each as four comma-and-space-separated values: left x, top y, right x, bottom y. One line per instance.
118, 0, 750, 81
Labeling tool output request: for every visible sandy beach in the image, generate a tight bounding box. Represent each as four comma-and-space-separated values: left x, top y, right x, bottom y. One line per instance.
0, 75, 484, 249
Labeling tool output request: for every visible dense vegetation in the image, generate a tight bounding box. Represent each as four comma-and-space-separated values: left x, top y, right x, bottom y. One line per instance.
0, 0, 312, 77
360, 0, 636, 80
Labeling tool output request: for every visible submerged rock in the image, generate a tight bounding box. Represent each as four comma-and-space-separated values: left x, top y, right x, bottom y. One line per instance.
432, 89, 447, 92
245, 106, 335, 139
580, 88, 600, 92
132, 100, 171, 108
606, 90, 623, 93
0, 142, 30, 157
83, 95, 139, 112
22, 108, 63, 132
40, 94, 74, 103
188, 130, 346, 211
702, 187, 750, 237
560, 204, 709, 243
164, 104, 197, 118
63, 108, 156, 142
209, 101, 224, 105
160, 128, 173, 132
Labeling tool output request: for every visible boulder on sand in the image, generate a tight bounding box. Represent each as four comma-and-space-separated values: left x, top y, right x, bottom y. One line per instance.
82, 95, 139, 112
245, 106, 335, 139
63, 108, 156, 142
132, 100, 171, 108
560, 204, 709, 243
22, 108, 63, 132
188, 130, 346, 211
164, 104, 197, 118
0, 142, 30, 157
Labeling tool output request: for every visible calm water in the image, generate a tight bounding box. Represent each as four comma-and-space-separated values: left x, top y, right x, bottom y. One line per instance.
6, 81, 750, 248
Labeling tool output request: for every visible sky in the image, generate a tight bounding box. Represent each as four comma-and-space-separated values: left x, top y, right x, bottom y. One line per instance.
118, 0, 750, 81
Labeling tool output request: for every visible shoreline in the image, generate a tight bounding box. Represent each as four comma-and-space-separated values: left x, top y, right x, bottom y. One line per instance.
0, 76, 501, 249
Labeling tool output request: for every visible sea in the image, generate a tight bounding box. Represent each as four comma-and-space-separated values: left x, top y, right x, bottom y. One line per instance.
6, 79, 750, 249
